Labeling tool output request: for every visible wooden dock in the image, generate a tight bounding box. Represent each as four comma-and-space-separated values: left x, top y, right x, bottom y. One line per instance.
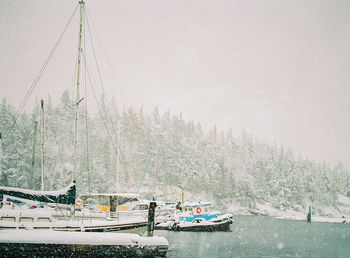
0, 230, 168, 257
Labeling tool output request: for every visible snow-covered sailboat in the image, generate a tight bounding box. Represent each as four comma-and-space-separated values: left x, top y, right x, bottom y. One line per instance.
0, 182, 148, 234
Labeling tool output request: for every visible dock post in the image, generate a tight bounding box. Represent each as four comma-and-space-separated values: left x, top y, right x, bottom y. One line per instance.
307, 206, 311, 223
147, 201, 157, 237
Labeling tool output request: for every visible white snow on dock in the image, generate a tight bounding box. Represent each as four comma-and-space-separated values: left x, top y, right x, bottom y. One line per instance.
0, 230, 168, 246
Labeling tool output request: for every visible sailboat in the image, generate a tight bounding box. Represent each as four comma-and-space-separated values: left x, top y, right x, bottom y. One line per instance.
0, 0, 149, 235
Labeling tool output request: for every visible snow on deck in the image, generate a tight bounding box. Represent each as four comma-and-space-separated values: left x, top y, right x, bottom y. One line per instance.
0, 182, 75, 197
183, 202, 211, 207
80, 193, 139, 198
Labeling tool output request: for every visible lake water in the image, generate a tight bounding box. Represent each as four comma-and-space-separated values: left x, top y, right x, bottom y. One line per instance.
154, 215, 350, 257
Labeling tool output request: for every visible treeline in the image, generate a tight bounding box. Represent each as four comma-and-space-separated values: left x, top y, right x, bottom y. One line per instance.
0, 92, 349, 212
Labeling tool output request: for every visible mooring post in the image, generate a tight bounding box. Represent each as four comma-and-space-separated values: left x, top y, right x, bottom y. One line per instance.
307, 206, 312, 223
147, 201, 157, 237
178, 185, 185, 212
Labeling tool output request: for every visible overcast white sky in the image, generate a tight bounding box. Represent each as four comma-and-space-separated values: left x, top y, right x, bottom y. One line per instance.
1, 0, 350, 169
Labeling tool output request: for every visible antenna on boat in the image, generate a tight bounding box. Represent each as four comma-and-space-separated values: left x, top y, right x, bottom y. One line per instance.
178, 184, 185, 212
40, 100, 45, 191
73, 0, 85, 182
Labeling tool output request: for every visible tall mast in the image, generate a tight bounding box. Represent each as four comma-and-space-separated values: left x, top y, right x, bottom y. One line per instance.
73, 0, 85, 182
40, 100, 45, 191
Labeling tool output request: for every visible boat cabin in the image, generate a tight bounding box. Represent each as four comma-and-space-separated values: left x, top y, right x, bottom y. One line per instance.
79, 193, 139, 212
179, 202, 220, 222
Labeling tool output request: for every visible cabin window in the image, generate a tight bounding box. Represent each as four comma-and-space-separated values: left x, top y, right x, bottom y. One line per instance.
98, 196, 109, 206
37, 217, 51, 222
132, 204, 148, 210
19, 217, 34, 222
1, 217, 15, 222
117, 197, 138, 206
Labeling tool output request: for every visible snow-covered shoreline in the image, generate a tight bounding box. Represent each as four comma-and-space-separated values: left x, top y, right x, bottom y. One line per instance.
227, 195, 350, 224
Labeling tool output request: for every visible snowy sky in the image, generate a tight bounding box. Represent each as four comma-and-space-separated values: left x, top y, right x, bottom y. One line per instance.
1, 0, 350, 169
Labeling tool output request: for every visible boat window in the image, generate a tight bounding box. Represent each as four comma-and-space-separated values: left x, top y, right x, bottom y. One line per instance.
117, 197, 138, 206
37, 217, 51, 222
132, 204, 148, 210
1, 217, 15, 222
98, 196, 109, 206
84, 198, 96, 206
19, 217, 34, 222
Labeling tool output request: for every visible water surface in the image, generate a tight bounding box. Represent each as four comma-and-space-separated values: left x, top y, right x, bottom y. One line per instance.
154, 215, 350, 257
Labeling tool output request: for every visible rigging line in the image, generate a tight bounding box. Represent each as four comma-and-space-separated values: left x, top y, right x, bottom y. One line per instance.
85, 8, 127, 105
85, 10, 123, 163
83, 10, 91, 193
85, 12, 120, 141
83, 57, 126, 173
86, 68, 133, 186
137, 158, 152, 194
4, 4, 79, 139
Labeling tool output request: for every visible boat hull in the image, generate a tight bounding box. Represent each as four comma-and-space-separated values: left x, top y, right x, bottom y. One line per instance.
174, 220, 231, 232
0, 222, 148, 235
0, 209, 148, 235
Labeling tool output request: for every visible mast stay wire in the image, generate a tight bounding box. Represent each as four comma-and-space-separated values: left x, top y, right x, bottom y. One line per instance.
85, 8, 127, 106
84, 11, 121, 148
83, 11, 91, 193
84, 10, 129, 181
83, 56, 136, 187
4, 4, 79, 139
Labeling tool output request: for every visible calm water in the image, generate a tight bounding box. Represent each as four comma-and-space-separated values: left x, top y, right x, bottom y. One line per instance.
154, 215, 350, 257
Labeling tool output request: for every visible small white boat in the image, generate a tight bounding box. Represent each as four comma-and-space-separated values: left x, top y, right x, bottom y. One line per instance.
156, 215, 233, 232
176, 202, 233, 223
155, 201, 233, 232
